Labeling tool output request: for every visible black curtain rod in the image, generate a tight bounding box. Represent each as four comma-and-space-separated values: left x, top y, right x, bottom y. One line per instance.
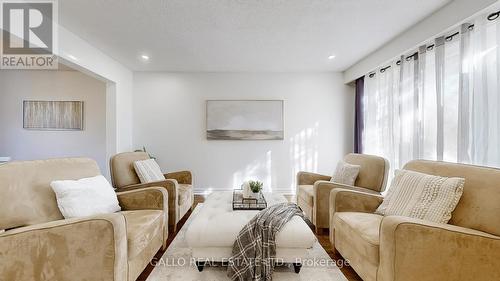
367, 11, 499, 79
445, 31, 460, 42
488, 11, 500, 21
380, 65, 391, 73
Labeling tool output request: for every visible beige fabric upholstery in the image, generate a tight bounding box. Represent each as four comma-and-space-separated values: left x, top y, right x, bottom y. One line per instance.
178, 184, 193, 206
297, 185, 314, 206
343, 153, 389, 192
330, 160, 500, 281
333, 212, 382, 281
328, 188, 384, 246
0, 158, 168, 281
117, 187, 169, 249
296, 153, 388, 230
403, 160, 500, 236
378, 216, 500, 281
110, 152, 194, 231
110, 151, 150, 188
123, 210, 164, 259
0, 158, 101, 230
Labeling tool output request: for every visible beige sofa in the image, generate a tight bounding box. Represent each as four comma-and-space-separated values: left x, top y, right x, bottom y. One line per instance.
0, 158, 168, 281
297, 153, 389, 232
110, 152, 194, 232
330, 160, 500, 281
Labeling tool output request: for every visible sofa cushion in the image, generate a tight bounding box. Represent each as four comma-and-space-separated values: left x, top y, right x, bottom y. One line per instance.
333, 212, 383, 266
297, 185, 314, 206
178, 184, 193, 206
122, 210, 164, 259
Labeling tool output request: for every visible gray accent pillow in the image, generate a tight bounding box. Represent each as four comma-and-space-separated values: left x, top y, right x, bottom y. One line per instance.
331, 161, 361, 186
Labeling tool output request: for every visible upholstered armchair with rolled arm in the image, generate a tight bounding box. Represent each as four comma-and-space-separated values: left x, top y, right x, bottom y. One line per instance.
329, 160, 500, 281
0, 158, 168, 281
296, 153, 389, 233
110, 151, 194, 232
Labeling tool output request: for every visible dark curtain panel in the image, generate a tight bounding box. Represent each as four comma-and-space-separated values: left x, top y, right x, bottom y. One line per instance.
354, 76, 364, 153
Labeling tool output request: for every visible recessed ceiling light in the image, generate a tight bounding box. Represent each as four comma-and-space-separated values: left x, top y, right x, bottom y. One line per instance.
328, 55, 336, 60
140, 54, 150, 61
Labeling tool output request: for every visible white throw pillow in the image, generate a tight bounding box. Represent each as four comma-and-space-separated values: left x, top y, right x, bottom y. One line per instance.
376, 169, 465, 224
331, 161, 361, 186
50, 175, 121, 219
133, 159, 165, 183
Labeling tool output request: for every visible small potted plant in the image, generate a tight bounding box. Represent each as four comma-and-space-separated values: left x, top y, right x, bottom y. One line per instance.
242, 180, 263, 198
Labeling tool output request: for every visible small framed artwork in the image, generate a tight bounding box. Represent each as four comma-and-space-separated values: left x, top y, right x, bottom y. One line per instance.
206, 100, 284, 140
23, 100, 84, 130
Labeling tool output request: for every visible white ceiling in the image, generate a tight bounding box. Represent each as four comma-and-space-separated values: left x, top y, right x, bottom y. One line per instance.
59, 0, 451, 72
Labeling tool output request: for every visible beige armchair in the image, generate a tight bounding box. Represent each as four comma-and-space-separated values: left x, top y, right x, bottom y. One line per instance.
296, 153, 389, 233
110, 151, 194, 232
329, 160, 500, 281
0, 158, 168, 281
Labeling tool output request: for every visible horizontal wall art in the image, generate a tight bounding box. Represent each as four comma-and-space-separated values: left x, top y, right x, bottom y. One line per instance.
206, 100, 284, 140
23, 100, 84, 130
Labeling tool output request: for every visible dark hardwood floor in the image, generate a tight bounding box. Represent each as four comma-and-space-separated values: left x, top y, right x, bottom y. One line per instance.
137, 194, 362, 281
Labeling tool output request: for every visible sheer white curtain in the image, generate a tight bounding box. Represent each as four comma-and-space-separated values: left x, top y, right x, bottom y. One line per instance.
468, 17, 500, 167
362, 14, 500, 179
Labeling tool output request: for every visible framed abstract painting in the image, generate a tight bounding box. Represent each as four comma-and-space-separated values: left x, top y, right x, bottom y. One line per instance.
206, 100, 284, 140
23, 100, 84, 130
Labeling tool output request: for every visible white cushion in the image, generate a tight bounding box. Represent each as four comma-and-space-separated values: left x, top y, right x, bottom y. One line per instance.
186, 192, 316, 249
133, 159, 165, 183
331, 161, 360, 186
50, 175, 121, 219
376, 169, 464, 224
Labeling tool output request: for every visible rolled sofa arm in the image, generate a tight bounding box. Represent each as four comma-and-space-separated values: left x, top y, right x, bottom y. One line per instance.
0, 213, 127, 281
296, 171, 331, 186
117, 187, 169, 248
313, 181, 364, 229
118, 179, 178, 229
117, 186, 168, 211
329, 188, 383, 245
165, 170, 192, 185
378, 216, 500, 281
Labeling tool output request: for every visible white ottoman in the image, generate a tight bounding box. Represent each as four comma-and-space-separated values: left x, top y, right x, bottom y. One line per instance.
186, 192, 317, 272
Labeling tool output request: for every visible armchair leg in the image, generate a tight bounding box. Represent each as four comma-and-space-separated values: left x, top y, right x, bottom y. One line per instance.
169, 224, 177, 234
196, 261, 205, 272
315, 227, 326, 235
292, 263, 302, 273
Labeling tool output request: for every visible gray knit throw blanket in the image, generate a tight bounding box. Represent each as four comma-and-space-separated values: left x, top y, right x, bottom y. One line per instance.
227, 202, 304, 281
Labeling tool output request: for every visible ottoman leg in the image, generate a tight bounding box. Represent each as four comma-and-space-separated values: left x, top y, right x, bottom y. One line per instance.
196, 261, 205, 272
293, 263, 302, 273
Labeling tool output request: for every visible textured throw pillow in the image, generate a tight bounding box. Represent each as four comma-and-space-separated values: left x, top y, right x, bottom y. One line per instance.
331, 161, 361, 186
376, 169, 465, 223
50, 175, 121, 219
133, 159, 165, 183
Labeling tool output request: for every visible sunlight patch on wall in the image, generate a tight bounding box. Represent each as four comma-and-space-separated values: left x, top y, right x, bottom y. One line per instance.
289, 122, 320, 190
232, 151, 273, 192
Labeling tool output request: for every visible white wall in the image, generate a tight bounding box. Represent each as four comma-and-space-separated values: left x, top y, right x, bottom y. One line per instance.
133, 72, 354, 193
344, 0, 499, 83
57, 25, 134, 156
0, 70, 108, 175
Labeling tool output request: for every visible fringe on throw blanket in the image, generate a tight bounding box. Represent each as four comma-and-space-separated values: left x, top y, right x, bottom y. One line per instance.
227, 202, 304, 281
